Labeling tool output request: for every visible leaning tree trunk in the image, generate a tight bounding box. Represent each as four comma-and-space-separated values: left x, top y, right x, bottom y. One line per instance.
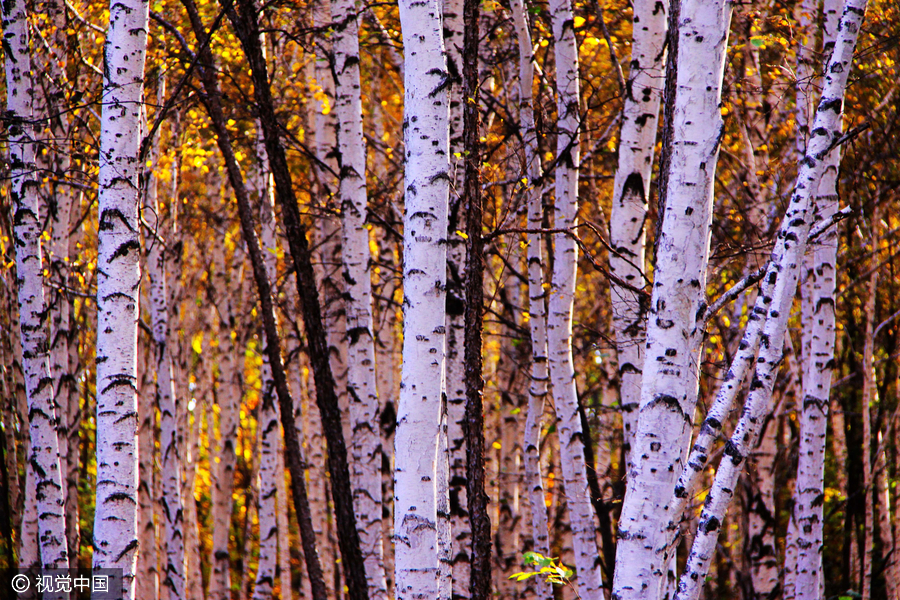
330, 0, 388, 593
672, 3, 869, 598
3, 0, 70, 571
612, 0, 732, 597
92, 0, 150, 597
393, 0, 451, 596
607, 0, 667, 468
544, 0, 604, 597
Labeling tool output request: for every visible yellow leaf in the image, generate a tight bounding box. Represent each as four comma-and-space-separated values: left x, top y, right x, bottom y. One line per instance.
573, 16, 586, 28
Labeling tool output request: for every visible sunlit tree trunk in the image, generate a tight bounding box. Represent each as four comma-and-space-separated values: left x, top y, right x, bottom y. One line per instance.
92, 0, 150, 596
3, 0, 70, 572
253, 120, 281, 600
210, 242, 240, 600
331, 0, 388, 592
544, 0, 605, 597
608, 0, 667, 467
612, 0, 731, 597
510, 1, 551, 597
673, 3, 868, 597
794, 2, 842, 597
393, 0, 451, 596
276, 433, 293, 600
2, 2, 69, 568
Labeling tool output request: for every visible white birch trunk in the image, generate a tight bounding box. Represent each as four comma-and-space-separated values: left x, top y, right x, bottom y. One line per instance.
331, 0, 388, 593
794, 1, 843, 597
3, 0, 70, 571
674, 3, 868, 596
138, 326, 159, 600
253, 117, 280, 600
608, 0, 667, 467
276, 434, 293, 600
441, 0, 469, 593
209, 245, 240, 600
510, 1, 551, 597
92, 0, 150, 595
146, 81, 186, 600
545, 0, 604, 597
613, 1, 732, 597
394, 0, 451, 596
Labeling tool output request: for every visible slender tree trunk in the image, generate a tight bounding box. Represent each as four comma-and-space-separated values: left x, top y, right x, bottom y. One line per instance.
393, 0, 451, 595
460, 0, 490, 595
545, 0, 604, 596
210, 244, 240, 600
146, 82, 187, 600
253, 119, 281, 600
673, 3, 869, 597
3, 0, 70, 573
91, 0, 150, 595
860, 212, 879, 600
442, 0, 470, 593
330, 0, 388, 592
276, 431, 293, 600
510, 1, 552, 596
608, 0, 667, 468
613, 0, 732, 597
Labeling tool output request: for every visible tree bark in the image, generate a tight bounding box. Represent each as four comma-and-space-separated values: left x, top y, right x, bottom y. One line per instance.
3, 0, 70, 574
509, 0, 552, 596
330, 0, 388, 592
673, 3, 869, 596
545, 0, 604, 596
393, 0, 452, 596
461, 0, 490, 596
613, 0, 732, 597
92, 0, 150, 595
608, 0, 667, 469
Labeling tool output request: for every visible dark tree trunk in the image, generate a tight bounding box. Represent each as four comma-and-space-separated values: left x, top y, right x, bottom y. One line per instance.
219, 2, 369, 600
175, 4, 328, 600
462, 0, 491, 596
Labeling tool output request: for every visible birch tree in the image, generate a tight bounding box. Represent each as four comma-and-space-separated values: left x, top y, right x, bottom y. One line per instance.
543, 0, 606, 596
92, 0, 150, 595
3, 0, 69, 570
330, 0, 388, 591
673, 2, 869, 596
613, 0, 732, 596
510, 0, 552, 596
607, 0, 667, 466
794, 1, 843, 597
145, 87, 186, 600
393, 0, 451, 596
